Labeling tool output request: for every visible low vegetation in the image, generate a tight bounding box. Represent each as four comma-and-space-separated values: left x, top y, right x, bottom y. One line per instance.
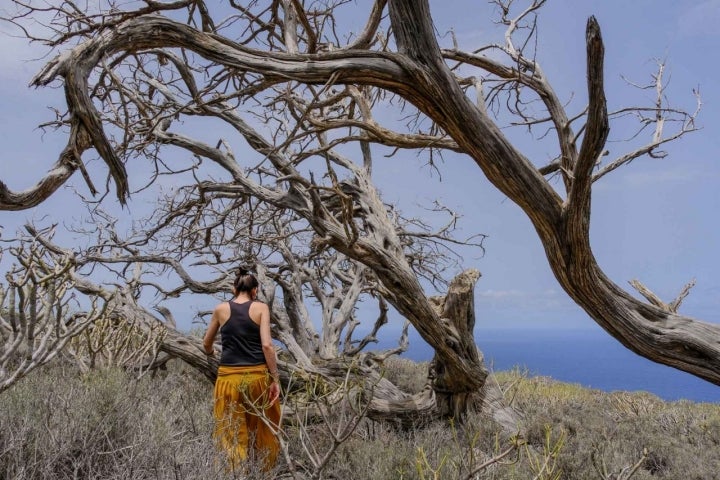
1, 356, 718, 480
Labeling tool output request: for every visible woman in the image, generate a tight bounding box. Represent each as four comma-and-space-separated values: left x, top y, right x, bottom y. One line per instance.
203, 268, 281, 471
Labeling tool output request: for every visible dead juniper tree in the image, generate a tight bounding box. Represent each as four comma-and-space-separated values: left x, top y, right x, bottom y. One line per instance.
6, 177, 518, 428
0, 0, 715, 420
0, 232, 112, 393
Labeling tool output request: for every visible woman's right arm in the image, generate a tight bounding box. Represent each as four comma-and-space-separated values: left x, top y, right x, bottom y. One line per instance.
202, 304, 224, 355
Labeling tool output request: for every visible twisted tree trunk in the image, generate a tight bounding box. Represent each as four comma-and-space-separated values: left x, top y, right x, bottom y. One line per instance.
385, 0, 720, 385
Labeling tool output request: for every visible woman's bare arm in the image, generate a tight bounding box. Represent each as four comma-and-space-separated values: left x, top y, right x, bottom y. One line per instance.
258, 302, 281, 403
202, 303, 226, 355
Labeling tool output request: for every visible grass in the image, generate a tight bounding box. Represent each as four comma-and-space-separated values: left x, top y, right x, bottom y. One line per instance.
0, 358, 718, 479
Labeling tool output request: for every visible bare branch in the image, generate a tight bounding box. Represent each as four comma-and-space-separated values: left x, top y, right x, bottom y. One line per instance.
566, 16, 608, 222
669, 279, 696, 313
345, 0, 388, 50
0, 236, 109, 392
629, 279, 697, 314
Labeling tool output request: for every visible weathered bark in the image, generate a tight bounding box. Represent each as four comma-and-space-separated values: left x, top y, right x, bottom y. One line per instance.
314, 169, 485, 391
158, 327, 218, 383
427, 269, 518, 431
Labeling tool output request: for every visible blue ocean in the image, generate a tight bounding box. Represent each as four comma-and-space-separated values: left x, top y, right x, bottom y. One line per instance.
398, 327, 720, 403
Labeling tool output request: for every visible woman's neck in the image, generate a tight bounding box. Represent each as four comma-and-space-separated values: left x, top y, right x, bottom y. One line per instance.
234, 293, 253, 302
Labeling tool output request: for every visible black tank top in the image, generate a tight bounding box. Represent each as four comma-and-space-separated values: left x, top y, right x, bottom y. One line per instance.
219, 300, 265, 366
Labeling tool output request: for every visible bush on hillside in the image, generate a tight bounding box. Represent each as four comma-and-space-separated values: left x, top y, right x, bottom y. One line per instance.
0, 358, 718, 479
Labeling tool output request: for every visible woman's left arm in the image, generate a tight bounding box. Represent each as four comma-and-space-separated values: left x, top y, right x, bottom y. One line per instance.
259, 303, 280, 404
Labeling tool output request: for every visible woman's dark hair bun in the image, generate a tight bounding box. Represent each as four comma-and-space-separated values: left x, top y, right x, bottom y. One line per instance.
234, 266, 259, 293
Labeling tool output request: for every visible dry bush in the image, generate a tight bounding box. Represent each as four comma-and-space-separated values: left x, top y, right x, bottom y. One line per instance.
1, 358, 718, 480
381, 356, 429, 394
65, 313, 166, 377
0, 362, 226, 480
496, 369, 720, 480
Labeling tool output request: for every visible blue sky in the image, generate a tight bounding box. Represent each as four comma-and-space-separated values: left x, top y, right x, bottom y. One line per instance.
1, 0, 718, 339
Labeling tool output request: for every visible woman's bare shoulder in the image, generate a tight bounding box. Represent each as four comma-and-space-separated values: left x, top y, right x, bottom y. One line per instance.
211, 302, 232, 327
213, 301, 231, 319
249, 300, 269, 314
251, 300, 268, 308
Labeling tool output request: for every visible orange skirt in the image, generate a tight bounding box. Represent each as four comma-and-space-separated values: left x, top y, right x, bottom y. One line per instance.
213, 365, 281, 471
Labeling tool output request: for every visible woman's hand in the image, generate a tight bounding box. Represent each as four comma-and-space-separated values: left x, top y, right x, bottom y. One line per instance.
268, 381, 281, 405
